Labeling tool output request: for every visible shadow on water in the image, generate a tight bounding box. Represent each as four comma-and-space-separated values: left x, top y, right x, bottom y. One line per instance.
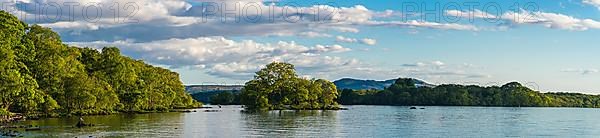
241, 110, 339, 137
179, 105, 341, 137
13, 112, 185, 137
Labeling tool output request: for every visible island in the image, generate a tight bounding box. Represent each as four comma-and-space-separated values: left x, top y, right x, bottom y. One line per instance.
0, 11, 200, 122
239, 62, 341, 110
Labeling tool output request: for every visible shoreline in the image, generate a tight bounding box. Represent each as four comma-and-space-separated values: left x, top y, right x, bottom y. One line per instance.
3, 104, 594, 124
0, 106, 211, 124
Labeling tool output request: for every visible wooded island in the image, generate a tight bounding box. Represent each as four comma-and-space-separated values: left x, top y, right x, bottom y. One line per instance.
0, 11, 200, 119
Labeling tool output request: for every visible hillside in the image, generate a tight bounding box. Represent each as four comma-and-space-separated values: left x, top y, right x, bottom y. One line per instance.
333, 78, 434, 90
185, 85, 243, 94
185, 85, 243, 103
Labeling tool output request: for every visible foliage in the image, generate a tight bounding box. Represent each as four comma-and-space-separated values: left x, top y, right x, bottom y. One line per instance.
339, 78, 600, 108
209, 91, 241, 105
240, 62, 339, 110
0, 11, 200, 117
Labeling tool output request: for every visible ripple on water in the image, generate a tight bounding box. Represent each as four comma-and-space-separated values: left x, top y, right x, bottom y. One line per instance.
12, 106, 600, 137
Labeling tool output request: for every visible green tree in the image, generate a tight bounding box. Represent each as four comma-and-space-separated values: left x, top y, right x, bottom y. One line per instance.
0, 11, 40, 115
240, 62, 339, 110
0, 11, 201, 117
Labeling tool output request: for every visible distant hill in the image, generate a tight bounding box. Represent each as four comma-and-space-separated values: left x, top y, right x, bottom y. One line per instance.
185, 78, 436, 103
185, 85, 243, 103
333, 78, 434, 90
185, 85, 243, 94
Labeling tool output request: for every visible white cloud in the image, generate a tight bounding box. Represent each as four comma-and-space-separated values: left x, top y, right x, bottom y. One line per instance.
445, 9, 498, 19
402, 61, 447, 67
401, 62, 427, 67
310, 44, 351, 53
398, 61, 490, 79
3, 0, 383, 41
336, 36, 377, 46
431, 61, 445, 66
327, 26, 360, 33
0, 0, 486, 42
402, 61, 445, 67
444, 9, 600, 31
298, 31, 332, 38
68, 36, 356, 79
583, 0, 600, 9
365, 20, 480, 31
561, 68, 599, 75
501, 11, 596, 31
360, 38, 377, 46
68, 37, 491, 81
373, 10, 397, 18
335, 36, 358, 43
2, 0, 501, 82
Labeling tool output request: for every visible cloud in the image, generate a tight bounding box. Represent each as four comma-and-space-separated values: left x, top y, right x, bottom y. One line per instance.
402, 68, 491, 79
373, 10, 399, 18
431, 61, 445, 66
402, 61, 446, 67
4, 0, 384, 42
445, 9, 600, 31
365, 20, 480, 31
335, 36, 357, 43
445, 9, 498, 19
360, 38, 377, 46
0, 0, 485, 42
561, 68, 599, 75
335, 36, 377, 46
2, 0, 499, 82
583, 0, 600, 9
444, 9, 600, 31
68, 37, 491, 81
327, 26, 360, 33
310, 44, 351, 53
298, 31, 332, 38
68, 36, 356, 80
500, 11, 600, 31
401, 62, 427, 67
397, 61, 489, 79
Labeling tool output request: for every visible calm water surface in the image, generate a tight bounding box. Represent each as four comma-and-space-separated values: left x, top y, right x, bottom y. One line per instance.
13, 106, 600, 137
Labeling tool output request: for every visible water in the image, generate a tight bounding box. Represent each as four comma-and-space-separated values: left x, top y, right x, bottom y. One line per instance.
10, 106, 600, 137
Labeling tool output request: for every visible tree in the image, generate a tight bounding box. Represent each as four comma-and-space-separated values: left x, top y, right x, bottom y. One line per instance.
210, 92, 240, 105
240, 62, 339, 110
0, 11, 201, 116
0, 11, 40, 115
315, 79, 338, 108
337, 79, 600, 108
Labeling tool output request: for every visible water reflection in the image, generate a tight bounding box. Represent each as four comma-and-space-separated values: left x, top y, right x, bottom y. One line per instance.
16, 112, 185, 137
242, 110, 338, 137
11, 106, 600, 137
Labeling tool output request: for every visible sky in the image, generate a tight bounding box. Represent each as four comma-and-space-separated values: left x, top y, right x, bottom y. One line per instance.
2, 0, 600, 93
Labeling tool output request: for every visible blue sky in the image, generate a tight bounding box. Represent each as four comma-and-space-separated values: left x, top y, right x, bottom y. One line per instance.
3, 0, 600, 92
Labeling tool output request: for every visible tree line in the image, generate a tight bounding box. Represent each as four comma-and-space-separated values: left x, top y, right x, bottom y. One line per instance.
208, 91, 241, 105
339, 78, 600, 108
207, 77, 600, 108
0, 11, 200, 117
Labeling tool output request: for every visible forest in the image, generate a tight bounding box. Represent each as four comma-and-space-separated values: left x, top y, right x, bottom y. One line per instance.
209, 77, 600, 108
0, 11, 200, 117
339, 78, 600, 108
208, 91, 241, 105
